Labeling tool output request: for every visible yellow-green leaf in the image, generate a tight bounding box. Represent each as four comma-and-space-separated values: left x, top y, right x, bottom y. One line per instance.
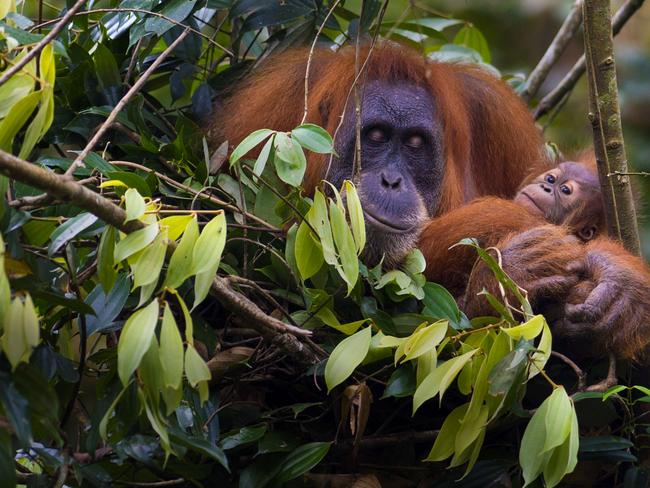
542, 387, 572, 453
159, 214, 193, 241
117, 300, 159, 385
160, 304, 184, 390
124, 188, 146, 223
502, 314, 545, 341
520, 390, 552, 486
325, 326, 372, 392
132, 231, 167, 289
329, 201, 358, 295
164, 215, 199, 289
413, 349, 477, 413
192, 213, 226, 308
343, 181, 365, 254
295, 220, 324, 281
529, 320, 552, 379
114, 223, 158, 263
424, 403, 469, 461
403, 321, 447, 362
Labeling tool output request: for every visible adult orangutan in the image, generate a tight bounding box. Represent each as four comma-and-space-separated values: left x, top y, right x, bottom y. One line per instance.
210, 43, 650, 359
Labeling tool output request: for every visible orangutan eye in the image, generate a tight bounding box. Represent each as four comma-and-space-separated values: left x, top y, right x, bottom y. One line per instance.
546, 174, 556, 184
367, 127, 388, 143
560, 184, 572, 195
406, 134, 425, 148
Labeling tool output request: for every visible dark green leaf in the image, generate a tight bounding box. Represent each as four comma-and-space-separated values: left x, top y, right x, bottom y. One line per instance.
274, 442, 331, 484
48, 212, 98, 256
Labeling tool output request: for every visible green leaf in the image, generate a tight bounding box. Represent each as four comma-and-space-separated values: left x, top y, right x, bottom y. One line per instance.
425, 403, 469, 461
93, 44, 121, 89
543, 387, 573, 453
0, 73, 34, 118
502, 314, 545, 341
253, 135, 274, 176
192, 213, 226, 275
274, 442, 331, 484
165, 215, 199, 289
274, 132, 307, 187
145, 0, 197, 35
192, 212, 226, 308
230, 128, 274, 165
221, 425, 267, 450
159, 215, 193, 241
542, 403, 579, 488
114, 223, 158, 263
48, 212, 98, 256
453, 24, 491, 63
0, 90, 40, 152
98, 225, 118, 292
132, 230, 167, 290
308, 191, 337, 267
402, 321, 447, 361
18, 45, 55, 159
124, 188, 146, 223
520, 393, 550, 486
117, 300, 160, 385
169, 427, 230, 471
422, 282, 462, 326
295, 220, 324, 281
329, 201, 358, 295
1, 296, 39, 370
413, 349, 477, 413
184, 344, 211, 403
160, 304, 184, 391
291, 124, 333, 154
0, 379, 32, 447
325, 326, 372, 392
343, 181, 365, 254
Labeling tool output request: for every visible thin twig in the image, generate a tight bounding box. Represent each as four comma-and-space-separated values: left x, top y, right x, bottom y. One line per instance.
66, 29, 191, 176
521, 0, 583, 103
30, 7, 233, 56
301, 0, 343, 125
551, 351, 586, 390
0, 0, 87, 87
534, 0, 645, 120
352, 1, 365, 183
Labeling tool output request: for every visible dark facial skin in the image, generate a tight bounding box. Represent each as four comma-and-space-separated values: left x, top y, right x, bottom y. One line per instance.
326, 81, 444, 266
514, 162, 601, 240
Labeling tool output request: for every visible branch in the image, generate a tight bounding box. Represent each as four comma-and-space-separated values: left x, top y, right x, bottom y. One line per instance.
534, 0, 645, 120
0, 149, 321, 364
66, 29, 190, 176
0, 0, 87, 87
583, 0, 640, 254
521, 0, 583, 103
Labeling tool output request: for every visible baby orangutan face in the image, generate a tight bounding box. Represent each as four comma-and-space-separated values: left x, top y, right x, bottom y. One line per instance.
514, 162, 603, 241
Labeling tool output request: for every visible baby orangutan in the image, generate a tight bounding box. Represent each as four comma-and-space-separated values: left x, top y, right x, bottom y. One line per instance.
514, 159, 604, 242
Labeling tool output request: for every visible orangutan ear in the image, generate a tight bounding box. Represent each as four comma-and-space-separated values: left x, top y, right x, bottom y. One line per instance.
578, 225, 597, 241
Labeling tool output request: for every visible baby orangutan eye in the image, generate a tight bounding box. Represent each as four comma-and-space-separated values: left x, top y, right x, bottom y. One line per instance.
560, 184, 572, 195
546, 174, 556, 184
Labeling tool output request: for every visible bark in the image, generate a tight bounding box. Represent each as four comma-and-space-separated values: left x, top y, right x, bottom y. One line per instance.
583, 0, 640, 254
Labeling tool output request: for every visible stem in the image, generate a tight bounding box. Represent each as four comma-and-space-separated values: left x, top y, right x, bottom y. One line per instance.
521, 0, 583, 103
533, 0, 645, 120
583, 0, 640, 254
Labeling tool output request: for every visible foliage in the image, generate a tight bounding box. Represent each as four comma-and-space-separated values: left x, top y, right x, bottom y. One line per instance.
0, 1, 647, 487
